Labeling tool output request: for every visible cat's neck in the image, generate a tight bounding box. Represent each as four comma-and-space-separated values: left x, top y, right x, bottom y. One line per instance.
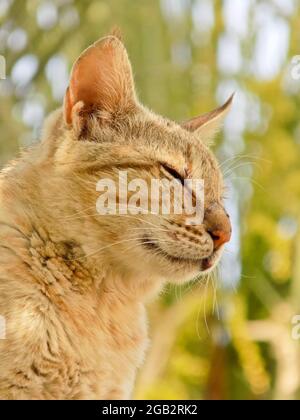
0, 172, 163, 304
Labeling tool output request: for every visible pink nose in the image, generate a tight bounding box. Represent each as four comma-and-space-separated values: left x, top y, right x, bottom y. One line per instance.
204, 202, 232, 250
209, 229, 232, 250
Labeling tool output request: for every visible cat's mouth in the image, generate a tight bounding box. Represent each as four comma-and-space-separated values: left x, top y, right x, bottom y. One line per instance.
141, 236, 218, 273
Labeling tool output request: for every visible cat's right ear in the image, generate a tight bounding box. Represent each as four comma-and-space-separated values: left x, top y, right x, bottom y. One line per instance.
64, 36, 137, 127
181, 95, 234, 144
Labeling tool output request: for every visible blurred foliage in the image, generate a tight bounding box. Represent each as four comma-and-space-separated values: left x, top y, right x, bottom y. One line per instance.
1, 0, 300, 400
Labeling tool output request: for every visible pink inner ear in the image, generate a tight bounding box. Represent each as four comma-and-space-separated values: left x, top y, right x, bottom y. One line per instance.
64, 37, 136, 125
64, 87, 73, 125
70, 51, 106, 107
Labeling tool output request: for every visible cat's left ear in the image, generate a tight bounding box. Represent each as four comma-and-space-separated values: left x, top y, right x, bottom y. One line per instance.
64, 35, 137, 126
181, 94, 234, 143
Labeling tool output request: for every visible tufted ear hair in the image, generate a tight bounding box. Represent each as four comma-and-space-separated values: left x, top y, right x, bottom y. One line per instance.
181, 94, 234, 143
64, 35, 137, 126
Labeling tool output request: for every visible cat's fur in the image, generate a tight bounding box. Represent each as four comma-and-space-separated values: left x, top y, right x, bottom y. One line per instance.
0, 35, 232, 399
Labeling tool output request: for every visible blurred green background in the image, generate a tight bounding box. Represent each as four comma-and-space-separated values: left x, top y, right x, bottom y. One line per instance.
1, 0, 300, 400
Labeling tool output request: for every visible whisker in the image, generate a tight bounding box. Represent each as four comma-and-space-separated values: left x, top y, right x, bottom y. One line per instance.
118, 238, 182, 255
223, 161, 261, 177
203, 275, 211, 335
57, 206, 97, 220
228, 176, 266, 192
211, 272, 220, 320
219, 154, 271, 171
65, 237, 152, 261
128, 227, 171, 233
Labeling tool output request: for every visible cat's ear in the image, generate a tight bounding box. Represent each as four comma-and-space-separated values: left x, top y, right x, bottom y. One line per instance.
64, 36, 136, 126
181, 94, 234, 143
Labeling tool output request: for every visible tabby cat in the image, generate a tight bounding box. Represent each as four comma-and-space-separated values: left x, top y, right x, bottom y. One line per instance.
0, 35, 232, 399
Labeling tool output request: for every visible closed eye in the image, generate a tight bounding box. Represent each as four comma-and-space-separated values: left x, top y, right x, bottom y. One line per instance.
160, 163, 185, 185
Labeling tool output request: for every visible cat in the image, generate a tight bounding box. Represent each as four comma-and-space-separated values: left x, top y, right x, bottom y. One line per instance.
0, 34, 232, 400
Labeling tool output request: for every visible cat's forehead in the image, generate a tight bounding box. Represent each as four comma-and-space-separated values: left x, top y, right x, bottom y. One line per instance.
128, 112, 217, 168
114, 110, 206, 155
77, 107, 220, 176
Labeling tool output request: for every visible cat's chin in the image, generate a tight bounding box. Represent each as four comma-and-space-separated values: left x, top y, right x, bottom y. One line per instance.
141, 237, 222, 283
166, 253, 222, 285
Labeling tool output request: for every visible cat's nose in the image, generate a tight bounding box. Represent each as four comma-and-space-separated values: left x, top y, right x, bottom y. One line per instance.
208, 229, 231, 250
204, 202, 232, 250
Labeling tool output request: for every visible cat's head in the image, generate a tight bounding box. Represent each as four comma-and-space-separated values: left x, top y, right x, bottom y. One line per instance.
55, 35, 232, 284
